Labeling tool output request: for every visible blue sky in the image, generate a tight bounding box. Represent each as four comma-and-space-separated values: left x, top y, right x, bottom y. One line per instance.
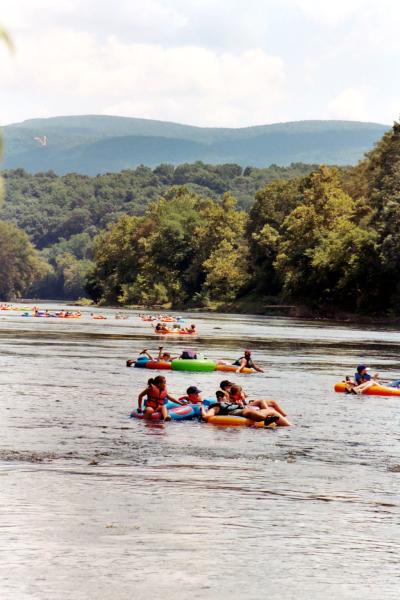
0, 0, 398, 126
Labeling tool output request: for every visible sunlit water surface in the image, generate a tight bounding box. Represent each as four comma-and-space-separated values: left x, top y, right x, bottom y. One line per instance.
0, 305, 399, 600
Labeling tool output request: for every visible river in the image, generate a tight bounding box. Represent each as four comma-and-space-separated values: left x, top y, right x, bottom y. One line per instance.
0, 305, 399, 600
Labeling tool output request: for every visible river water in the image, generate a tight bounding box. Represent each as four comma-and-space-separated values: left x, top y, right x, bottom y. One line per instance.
0, 305, 399, 600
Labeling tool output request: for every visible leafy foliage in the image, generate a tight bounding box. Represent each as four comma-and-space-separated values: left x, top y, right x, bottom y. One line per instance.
0, 221, 49, 300
2, 121, 400, 314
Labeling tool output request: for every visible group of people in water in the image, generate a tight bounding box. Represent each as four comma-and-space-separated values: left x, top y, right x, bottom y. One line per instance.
127, 346, 263, 374
140, 313, 183, 322
136, 375, 291, 427
131, 343, 400, 426
154, 322, 196, 334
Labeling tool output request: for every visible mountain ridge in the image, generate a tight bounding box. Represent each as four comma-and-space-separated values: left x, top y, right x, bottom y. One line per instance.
2, 115, 390, 175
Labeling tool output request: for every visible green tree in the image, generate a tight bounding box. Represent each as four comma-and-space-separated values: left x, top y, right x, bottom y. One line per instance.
0, 221, 49, 299
246, 178, 302, 294
85, 215, 143, 304
203, 239, 250, 301
275, 167, 376, 309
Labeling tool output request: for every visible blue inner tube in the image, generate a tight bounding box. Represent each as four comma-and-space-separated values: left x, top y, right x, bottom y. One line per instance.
134, 356, 149, 368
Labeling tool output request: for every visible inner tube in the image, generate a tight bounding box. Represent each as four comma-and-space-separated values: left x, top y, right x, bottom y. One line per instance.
171, 359, 216, 373
334, 382, 400, 397
145, 361, 172, 370
134, 356, 149, 368
206, 415, 265, 427
154, 329, 195, 335
215, 364, 256, 374
131, 402, 197, 421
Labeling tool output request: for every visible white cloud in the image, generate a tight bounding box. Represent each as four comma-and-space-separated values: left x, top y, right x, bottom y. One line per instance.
0, 29, 285, 127
326, 88, 369, 120
1, 0, 399, 126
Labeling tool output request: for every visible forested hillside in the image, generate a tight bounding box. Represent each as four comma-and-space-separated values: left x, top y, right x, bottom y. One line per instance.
86, 122, 400, 315
3, 115, 388, 174
1, 121, 400, 316
0, 162, 316, 300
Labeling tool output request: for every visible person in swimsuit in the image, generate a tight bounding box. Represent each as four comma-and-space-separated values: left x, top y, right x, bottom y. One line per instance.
222, 381, 288, 419
228, 384, 291, 426
127, 346, 178, 367
200, 393, 289, 427
233, 350, 264, 373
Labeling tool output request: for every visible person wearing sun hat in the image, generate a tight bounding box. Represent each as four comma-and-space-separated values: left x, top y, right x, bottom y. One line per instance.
233, 349, 264, 373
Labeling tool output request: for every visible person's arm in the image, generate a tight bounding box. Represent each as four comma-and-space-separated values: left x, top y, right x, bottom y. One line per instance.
177, 395, 189, 405
137, 388, 148, 412
236, 358, 247, 373
140, 349, 153, 360
167, 394, 186, 405
201, 405, 219, 420
252, 362, 264, 373
157, 346, 164, 360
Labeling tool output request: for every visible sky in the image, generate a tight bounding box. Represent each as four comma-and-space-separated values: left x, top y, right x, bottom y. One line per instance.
0, 0, 399, 127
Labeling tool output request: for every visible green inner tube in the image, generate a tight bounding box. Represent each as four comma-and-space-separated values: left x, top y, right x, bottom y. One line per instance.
171, 359, 216, 372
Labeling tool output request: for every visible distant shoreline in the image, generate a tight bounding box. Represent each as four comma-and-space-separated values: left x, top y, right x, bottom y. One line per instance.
15, 298, 400, 326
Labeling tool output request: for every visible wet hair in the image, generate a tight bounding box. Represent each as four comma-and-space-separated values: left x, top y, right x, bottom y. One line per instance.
216, 390, 225, 399
220, 380, 233, 390
229, 384, 242, 396
148, 375, 166, 386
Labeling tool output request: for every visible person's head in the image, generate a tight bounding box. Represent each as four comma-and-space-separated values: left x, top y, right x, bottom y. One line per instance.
161, 352, 171, 360
216, 390, 225, 401
229, 384, 243, 398
190, 324, 196, 329
186, 385, 201, 398
357, 364, 369, 374
244, 349, 252, 358
152, 375, 166, 390
220, 380, 233, 391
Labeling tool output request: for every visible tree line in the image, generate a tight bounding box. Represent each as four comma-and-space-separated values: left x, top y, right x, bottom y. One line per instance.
1, 122, 400, 315
0, 162, 315, 300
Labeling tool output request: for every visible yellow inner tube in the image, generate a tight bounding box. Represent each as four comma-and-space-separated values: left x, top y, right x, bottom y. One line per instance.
207, 415, 266, 427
